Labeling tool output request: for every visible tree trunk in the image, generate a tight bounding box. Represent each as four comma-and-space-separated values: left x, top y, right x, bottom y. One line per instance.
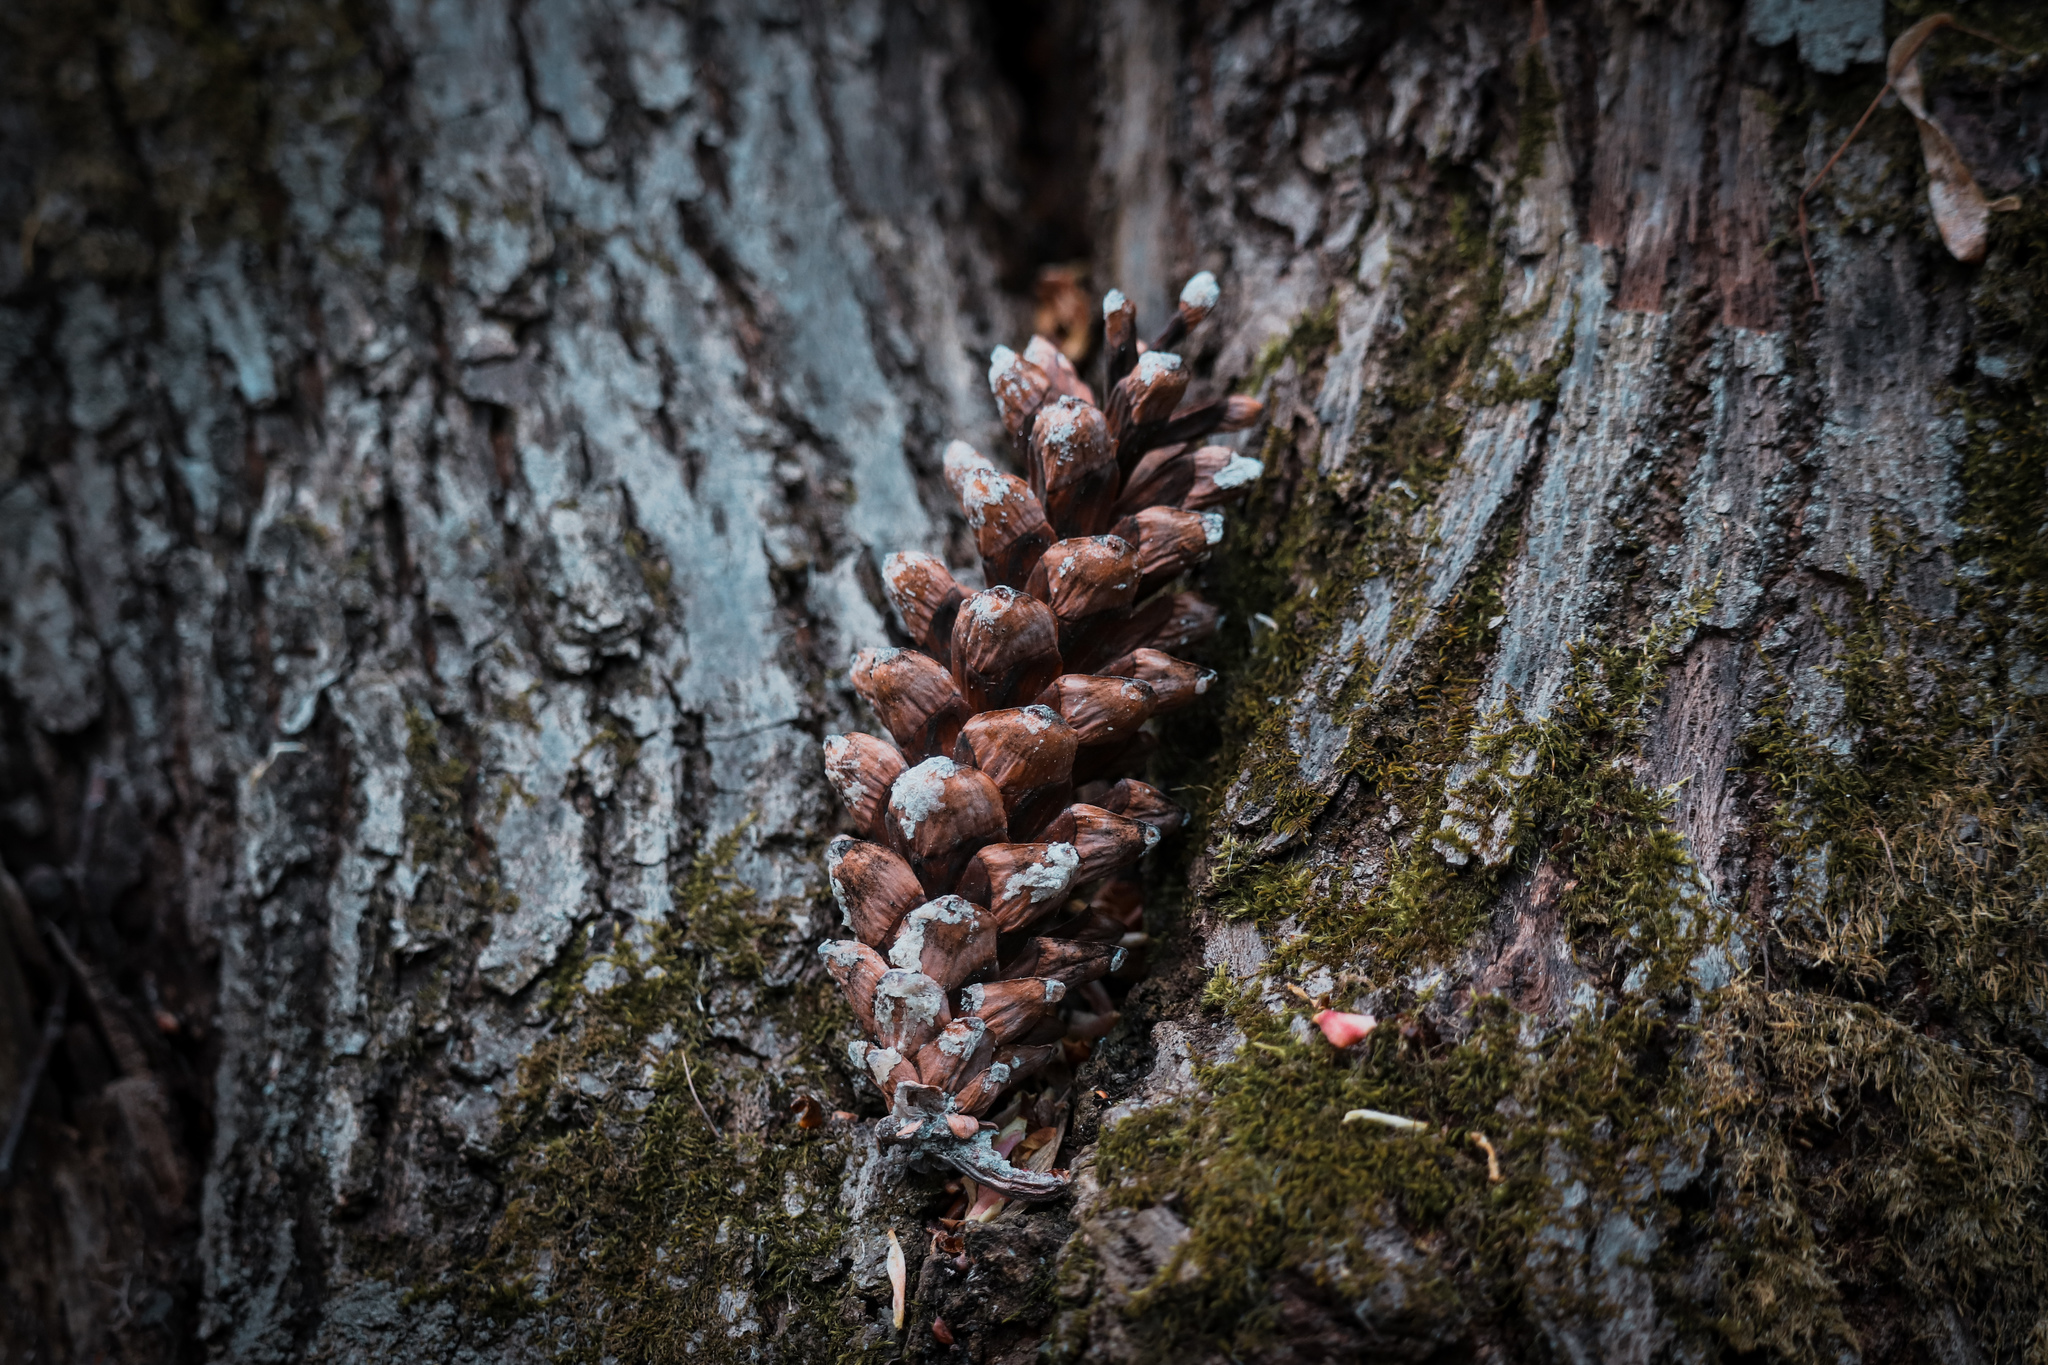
4, 1, 2045, 1363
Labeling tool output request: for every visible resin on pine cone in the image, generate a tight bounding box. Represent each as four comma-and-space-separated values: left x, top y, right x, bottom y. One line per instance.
819, 273, 1260, 1200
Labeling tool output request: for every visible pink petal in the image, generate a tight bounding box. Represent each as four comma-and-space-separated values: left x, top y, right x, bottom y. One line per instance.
1314, 1009, 1378, 1048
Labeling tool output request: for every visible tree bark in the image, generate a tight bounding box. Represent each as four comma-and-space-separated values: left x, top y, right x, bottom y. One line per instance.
4, 1, 2046, 1363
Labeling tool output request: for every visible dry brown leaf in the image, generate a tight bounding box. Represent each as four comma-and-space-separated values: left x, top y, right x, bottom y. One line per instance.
1034, 265, 1093, 363
1017, 1122, 1065, 1174
1890, 16, 1995, 263
1797, 13, 2023, 299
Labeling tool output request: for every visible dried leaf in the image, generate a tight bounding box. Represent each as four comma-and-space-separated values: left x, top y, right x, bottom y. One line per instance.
965, 1182, 1007, 1222
1889, 16, 1995, 264
1016, 1122, 1065, 1174
1797, 13, 2023, 298
1034, 265, 1093, 363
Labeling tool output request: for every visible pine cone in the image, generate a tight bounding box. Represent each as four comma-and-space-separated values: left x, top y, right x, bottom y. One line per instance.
819, 275, 1261, 1200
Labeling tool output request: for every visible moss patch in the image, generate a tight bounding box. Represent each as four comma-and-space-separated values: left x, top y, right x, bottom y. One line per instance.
1103, 605, 1722, 1357
1105, 52, 2048, 1365
448, 828, 885, 1363
1688, 195, 2048, 1361
1191, 173, 1577, 974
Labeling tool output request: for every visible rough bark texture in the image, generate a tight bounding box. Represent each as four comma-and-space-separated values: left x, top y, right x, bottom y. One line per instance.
4, 2, 2047, 1363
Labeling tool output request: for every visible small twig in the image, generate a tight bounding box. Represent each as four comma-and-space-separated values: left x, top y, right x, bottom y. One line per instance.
3, 767, 115, 1179
1874, 825, 1900, 885
1469, 1131, 1504, 1183
1799, 81, 1894, 303
678, 1046, 720, 1137
1947, 21, 2021, 56
42, 921, 143, 1076
1798, 15, 2025, 303
0, 976, 70, 1182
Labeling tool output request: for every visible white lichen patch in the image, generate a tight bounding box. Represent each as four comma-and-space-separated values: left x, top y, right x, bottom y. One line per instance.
936, 1018, 986, 1055
1037, 398, 1088, 464
1135, 350, 1182, 385
826, 837, 855, 927
822, 735, 861, 804
944, 439, 995, 483
964, 587, 1015, 626
881, 550, 936, 595
1212, 453, 1264, 489
820, 940, 867, 971
1002, 842, 1079, 904
873, 970, 947, 1029
959, 471, 1013, 529
891, 757, 958, 838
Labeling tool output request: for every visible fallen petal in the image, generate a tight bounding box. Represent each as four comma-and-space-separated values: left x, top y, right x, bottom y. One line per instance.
1314, 1009, 1379, 1048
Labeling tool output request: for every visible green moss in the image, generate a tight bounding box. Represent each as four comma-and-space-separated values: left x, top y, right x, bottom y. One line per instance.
1241, 295, 1339, 398
1687, 191, 2048, 1361
1101, 1004, 1697, 1356
404, 705, 472, 864
1187, 178, 1576, 973
1202, 190, 1505, 843
1107, 576, 1726, 1350
446, 827, 882, 1363
1116, 54, 2048, 1364
1117, 508, 2048, 1360
1703, 576, 2048, 1356
400, 704, 513, 954
622, 528, 676, 611
1511, 46, 1559, 194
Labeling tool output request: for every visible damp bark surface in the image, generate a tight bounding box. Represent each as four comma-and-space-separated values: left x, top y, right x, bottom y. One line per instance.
3, 2, 2046, 1363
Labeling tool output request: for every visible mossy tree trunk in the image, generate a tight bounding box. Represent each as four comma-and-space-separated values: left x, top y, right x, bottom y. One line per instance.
4, 1, 2047, 1363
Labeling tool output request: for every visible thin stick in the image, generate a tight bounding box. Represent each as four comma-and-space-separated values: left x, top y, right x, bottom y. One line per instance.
1949, 22, 2021, 56
678, 1046, 720, 1137
0, 977, 70, 1181
1469, 1131, 1504, 1183
1799, 82, 1894, 303
1798, 15, 2025, 303
3, 767, 113, 1179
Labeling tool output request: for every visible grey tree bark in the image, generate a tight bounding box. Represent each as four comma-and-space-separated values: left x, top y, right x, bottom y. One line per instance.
4, 1, 2046, 1363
